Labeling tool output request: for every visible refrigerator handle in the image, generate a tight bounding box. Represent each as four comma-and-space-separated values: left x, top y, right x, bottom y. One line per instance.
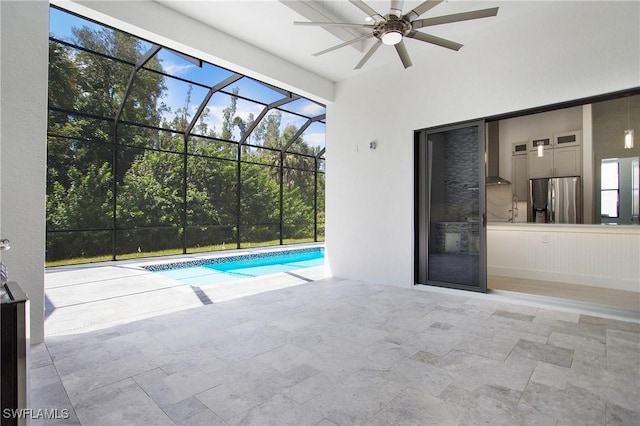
548, 179, 554, 223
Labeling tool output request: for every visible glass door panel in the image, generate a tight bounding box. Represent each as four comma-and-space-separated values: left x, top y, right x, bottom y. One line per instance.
415, 121, 486, 292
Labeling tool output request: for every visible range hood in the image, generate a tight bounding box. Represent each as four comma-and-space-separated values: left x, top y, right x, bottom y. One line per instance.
486, 121, 511, 185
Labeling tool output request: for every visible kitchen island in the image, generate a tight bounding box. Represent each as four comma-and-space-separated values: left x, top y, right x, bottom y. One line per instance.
486, 223, 640, 310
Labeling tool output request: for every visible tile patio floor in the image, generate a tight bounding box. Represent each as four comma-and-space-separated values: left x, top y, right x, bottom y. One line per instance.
30, 256, 640, 425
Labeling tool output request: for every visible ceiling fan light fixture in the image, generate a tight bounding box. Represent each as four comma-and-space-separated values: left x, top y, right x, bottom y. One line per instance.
381, 31, 402, 45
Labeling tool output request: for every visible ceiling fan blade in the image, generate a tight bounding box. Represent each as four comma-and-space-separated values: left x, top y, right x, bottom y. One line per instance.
313, 33, 374, 57
394, 40, 412, 68
407, 30, 463, 51
294, 21, 375, 28
404, 0, 444, 21
349, 0, 384, 22
411, 7, 499, 29
390, 0, 404, 17
354, 40, 382, 69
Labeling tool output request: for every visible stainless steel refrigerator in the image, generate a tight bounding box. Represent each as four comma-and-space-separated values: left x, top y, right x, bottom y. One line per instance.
528, 177, 581, 223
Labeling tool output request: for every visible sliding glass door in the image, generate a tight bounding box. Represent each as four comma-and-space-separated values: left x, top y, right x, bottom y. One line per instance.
415, 121, 486, 292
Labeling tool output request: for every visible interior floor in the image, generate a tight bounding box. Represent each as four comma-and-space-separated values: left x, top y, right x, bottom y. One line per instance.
488, 275, 640, 312
31, 273, 639, 425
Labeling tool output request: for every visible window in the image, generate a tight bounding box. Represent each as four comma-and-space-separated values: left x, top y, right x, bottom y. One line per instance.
601, 161, 619, 218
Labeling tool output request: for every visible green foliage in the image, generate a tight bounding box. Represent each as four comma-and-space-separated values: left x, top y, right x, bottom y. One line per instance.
46, 163, 113, 259
240, 162, 280, 242
117, 150, 183, 228
48, 42, 79, 110
253, 110, 282, 148
47, 162, 113, 229
186, 154, 237, 226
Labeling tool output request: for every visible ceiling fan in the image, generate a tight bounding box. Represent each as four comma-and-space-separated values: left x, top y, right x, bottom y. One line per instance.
294, 0, 499, 70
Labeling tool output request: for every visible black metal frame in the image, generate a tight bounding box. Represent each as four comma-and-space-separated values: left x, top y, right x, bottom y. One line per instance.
46, 6, 326, 263
414, 121, 487, 293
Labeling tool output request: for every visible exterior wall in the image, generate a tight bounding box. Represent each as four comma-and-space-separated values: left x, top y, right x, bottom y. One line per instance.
326, 1, 640, 287
0, 0, 49, 343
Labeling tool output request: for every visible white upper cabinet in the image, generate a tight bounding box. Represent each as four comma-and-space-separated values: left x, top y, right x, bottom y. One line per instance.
528, 131, 582, 178
553, 146, 582, 177
511, 154, 529, 200
554, 130, 582, 148
528, 136, 554, 178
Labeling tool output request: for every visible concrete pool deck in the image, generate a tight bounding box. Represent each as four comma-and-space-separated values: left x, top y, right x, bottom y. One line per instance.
44, 244, 327, 337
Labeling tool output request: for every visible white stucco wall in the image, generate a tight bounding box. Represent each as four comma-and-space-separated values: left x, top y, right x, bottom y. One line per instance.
0, 0, 49, 343
326, 1, 640, 287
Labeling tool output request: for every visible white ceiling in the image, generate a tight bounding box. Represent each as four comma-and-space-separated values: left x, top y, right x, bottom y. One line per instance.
155, 0, 544, 82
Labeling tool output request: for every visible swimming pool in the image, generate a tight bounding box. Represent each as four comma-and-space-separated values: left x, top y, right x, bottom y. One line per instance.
143, 247, 324, 287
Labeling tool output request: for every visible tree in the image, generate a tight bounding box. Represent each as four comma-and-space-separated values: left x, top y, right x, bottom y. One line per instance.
117, 148, 183, 227
48, 41, 79, 110
185, 153, 238, 248
70, 25, 166, 180
46, 163, 113, 260
253, 110, 282, 149
47, 41, 85, 192
220, 87, 254, 142
240, 163, 280, 242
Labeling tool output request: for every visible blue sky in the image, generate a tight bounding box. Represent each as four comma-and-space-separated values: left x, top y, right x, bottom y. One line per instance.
49, 6, 325, 150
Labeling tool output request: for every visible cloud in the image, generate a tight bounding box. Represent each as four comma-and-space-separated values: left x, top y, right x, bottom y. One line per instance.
162, 61, 195, 76
300, 102, 326, 117
236, 101, 265, 121
200, 103, 260, 124
197, 104, 224, 129
190, 100, 265, 136
303, 132, 326, 149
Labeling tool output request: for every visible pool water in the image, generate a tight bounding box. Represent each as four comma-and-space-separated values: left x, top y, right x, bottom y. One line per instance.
153, 249, 324, 287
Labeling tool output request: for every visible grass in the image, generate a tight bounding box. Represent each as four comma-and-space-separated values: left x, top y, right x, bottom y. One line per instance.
45, 237, 325, 267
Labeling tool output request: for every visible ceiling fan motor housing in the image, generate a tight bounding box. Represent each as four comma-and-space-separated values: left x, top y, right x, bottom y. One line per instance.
374, 15, 411, 45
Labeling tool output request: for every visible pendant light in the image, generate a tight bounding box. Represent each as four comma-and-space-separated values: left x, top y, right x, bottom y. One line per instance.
535, 114, 544, 157
625, 129, 634, 149
625, 97, 634, 149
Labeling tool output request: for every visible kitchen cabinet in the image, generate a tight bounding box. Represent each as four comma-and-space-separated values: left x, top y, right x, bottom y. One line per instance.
554, 130, 582, 148
553, 145, 581, 176
511, 142, 528, 201
553, 131, 582, 177
528, 136, 554, 178
528, 131, 582, 178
